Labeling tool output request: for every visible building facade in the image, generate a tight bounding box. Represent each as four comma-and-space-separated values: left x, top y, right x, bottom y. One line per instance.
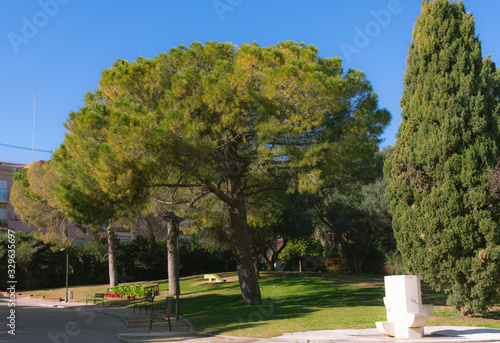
0, 161, 26, 233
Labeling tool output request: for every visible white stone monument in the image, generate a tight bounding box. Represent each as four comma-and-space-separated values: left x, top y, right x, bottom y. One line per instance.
376, 275, 434, 339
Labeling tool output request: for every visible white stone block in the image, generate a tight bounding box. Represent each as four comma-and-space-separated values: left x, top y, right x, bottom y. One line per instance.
376, 275, 434, 339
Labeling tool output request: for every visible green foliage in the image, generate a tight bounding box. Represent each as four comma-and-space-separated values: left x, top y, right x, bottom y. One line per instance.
196, 226, 233, 252
313, 178, 394, 274
279, 238, 323, 269
386, 0, 500, 315
0, 230, 237, 290
116, 236, 168, 281
384, 250, 407, 276
179, 235, 236, 276
58, 40, 390, 304
71, 240, 109, 285
110, 284, 150, 297
10, 161, 75, 245
0, 232, 62, 290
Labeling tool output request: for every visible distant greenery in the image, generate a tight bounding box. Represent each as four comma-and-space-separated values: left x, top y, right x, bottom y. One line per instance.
0, 231, 62, 290
0, 231, 235, 290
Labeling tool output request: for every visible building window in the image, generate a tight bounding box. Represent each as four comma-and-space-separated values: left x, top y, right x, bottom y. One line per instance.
0, 207, 6, 227
0, 181, 7, 201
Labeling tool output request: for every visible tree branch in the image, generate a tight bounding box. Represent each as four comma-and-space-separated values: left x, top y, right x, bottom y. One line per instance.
151, 183, 203, 188
203, 181, 235, 208
187, 191, 211, 209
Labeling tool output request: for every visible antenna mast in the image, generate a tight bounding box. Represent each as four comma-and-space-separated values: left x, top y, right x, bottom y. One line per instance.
31, 94, 38, 163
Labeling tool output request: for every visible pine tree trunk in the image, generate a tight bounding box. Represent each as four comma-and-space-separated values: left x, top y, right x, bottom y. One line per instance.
107, 225, 118, 288
227, 176, 262, 305
254, 255, 260, 277
166, 215, 179, 296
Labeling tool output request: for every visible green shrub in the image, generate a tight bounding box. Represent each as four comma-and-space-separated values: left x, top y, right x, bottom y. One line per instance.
110, 283, 151, 296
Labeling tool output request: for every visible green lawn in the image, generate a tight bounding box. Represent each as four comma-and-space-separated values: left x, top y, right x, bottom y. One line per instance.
25, 271, 500, 338
176, 272, 387, 337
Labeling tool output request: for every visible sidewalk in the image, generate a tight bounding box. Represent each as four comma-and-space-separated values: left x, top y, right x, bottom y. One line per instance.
14, 297, 500, 343
37, 298, 198, 343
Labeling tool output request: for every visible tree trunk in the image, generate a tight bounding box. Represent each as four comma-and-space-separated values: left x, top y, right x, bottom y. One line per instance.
263, 251, 274, 271
254, 254, 260, 277
349, 247, 367, 274
227, 176, 262, 305
61, 224, 69, 245
165, 213, 179, 296
107, 225, 118, 288
269, 237, 288, 271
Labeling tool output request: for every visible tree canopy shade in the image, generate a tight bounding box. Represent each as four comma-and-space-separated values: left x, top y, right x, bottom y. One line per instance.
62, 41, 390, 304
385, 0, 500, 315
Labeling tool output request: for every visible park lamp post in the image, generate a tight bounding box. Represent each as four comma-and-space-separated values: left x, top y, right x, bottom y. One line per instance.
60, 248, 69, 303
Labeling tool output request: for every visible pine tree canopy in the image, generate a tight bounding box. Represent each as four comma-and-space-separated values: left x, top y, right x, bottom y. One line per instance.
56, 41, 390, 305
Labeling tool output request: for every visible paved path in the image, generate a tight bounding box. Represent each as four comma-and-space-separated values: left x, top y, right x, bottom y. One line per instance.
5, 297, 500, 343
0, 297, 125, 343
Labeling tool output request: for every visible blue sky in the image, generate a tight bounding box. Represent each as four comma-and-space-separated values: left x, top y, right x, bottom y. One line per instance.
1, 0, 499, 164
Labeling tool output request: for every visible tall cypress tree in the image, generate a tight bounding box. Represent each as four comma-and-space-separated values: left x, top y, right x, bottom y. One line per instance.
386, 0, 500, 315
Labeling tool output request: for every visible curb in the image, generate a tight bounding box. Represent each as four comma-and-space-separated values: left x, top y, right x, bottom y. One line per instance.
87, 306, 130, 327
181, 315, 196, 333
116, 316, 196, 343
0, 292, 61, 301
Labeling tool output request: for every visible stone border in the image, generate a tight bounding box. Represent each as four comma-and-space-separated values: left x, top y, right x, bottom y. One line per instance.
0, 292, 61, 301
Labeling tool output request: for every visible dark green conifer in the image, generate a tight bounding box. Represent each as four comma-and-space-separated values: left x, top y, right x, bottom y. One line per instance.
385, 0, 500, 315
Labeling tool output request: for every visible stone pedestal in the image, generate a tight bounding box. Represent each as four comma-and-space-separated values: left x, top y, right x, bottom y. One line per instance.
376, 275, 434, 339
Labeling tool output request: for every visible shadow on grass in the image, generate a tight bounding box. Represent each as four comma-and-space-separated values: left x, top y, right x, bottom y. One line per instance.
175, 281, 384, 334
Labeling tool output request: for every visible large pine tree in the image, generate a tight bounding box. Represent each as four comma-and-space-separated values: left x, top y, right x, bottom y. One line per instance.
386, 0, 500, 315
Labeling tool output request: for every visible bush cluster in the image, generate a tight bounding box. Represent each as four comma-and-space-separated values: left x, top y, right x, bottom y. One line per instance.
0, 231, 236, 290
109, 284, 152, 297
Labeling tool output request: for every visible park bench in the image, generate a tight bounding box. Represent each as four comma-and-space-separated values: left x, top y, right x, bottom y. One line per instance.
85, 293, 105, 307
148, 297, 173, 333
134, 295, 155, 315
204, 274, 225, 283
143, 283, 159, 296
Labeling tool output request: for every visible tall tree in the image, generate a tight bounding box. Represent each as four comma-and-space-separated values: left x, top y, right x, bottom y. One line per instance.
53, 106, 150, 288
10, 161, 74, 245
65, 41, 390, 304
385, 0, 500, 315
